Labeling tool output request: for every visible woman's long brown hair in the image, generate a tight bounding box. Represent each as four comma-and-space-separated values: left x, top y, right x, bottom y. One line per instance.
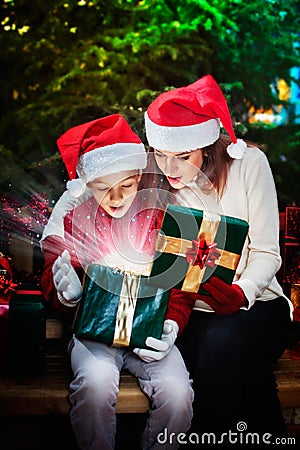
199, 134, 233, 197
146, 134, 238, 202
138, 151, 175, 210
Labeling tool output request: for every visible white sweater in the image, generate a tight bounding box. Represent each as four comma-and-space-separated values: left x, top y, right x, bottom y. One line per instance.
176, 145, 292, 314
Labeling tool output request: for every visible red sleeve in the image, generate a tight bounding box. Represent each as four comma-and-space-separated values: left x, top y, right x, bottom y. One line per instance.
165, 289, 198, 335
41, 212, 83, 314
41, 235, 73, 313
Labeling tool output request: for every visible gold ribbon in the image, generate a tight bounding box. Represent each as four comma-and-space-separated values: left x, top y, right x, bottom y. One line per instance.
156, 212, 241, 293
112, 272, 140, 347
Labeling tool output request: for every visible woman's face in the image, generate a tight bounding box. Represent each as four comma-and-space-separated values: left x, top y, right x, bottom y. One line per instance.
88, 170, 141, 218
154, 148, 204, 189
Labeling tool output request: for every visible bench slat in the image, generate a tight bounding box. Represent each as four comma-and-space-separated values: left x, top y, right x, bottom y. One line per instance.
1, 357, 299, 415
0, 319, 299, 415
0, 371, 150, 415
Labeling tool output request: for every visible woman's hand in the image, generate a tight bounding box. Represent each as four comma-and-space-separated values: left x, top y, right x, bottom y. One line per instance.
202, 277, 247, 315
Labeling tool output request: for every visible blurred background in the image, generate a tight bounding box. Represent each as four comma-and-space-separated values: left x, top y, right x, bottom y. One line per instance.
0, 2, 300, 448
0, 0, 299, 283
0, 0, 299, 207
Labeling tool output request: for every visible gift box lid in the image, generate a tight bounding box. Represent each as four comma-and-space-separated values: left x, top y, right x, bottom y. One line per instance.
149, 204, 249, 293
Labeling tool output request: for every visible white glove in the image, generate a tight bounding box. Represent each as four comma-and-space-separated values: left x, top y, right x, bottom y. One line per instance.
41, 189, 91, 243
133, 320, 179, 362
52, 250, 82, 307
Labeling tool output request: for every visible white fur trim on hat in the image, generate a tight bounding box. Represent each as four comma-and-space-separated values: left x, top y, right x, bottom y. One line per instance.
66, 178, 87, 198
145, 112, 220, 152
77, 143, 147, 182
227, 139, 247, 159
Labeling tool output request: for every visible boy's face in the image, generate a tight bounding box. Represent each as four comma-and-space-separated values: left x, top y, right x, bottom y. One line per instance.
88, 170, 141, 218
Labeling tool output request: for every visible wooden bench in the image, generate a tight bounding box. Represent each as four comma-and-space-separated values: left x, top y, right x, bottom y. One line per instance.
1, 319, 300, 416
0, 359, 149, 416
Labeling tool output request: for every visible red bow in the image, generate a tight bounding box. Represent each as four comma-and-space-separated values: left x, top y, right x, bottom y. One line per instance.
186, 239, 221, 269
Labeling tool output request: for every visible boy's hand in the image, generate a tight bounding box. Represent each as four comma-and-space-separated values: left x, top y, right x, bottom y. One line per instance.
133, 320, 179, 362
52, 250, 82, 306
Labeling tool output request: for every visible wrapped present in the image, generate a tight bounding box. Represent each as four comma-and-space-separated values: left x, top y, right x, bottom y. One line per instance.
74, 264, 170, 349
279, 207, 300, 294
8, 286, 45, 375
281, 238, 300, 289
286, 207, 300, 240
0, 299, 9, 374
149, 204, 249, 294
0, 252, 17, 375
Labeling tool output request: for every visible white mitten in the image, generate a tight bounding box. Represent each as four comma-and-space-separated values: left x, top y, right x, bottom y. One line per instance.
41, 189, 91, 243
52, 250, 82, 307
133, 320, 179, 362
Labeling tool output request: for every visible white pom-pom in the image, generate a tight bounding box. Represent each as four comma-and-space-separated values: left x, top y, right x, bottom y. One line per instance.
227, 139, 247, 159
66, 179, 86, 198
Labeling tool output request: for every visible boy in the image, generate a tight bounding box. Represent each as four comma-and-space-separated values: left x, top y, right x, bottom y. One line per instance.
41, 114, 194, 450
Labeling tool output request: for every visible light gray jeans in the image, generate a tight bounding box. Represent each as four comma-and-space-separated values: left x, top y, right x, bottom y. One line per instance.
68, 336, 193, 450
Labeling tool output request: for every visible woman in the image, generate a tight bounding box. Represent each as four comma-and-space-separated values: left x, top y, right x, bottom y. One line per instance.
139, 74, 292, 443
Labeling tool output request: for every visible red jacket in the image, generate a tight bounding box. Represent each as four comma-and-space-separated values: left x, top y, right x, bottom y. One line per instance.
41, 197, 195, 334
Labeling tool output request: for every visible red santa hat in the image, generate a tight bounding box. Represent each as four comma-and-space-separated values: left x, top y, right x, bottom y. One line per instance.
145, 74, 246, 159
57, 114, 147, 197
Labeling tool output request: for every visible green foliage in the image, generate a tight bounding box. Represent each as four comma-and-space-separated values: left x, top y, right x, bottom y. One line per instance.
0, 0, 299, 204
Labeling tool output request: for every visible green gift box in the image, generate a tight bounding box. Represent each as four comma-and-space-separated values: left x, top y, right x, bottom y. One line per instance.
74, 264, 170, 349
8, 287, 45, 375
149, 204, 249, 294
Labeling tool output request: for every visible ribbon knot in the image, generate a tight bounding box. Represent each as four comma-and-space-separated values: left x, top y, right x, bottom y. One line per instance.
186, 239, 221, 269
